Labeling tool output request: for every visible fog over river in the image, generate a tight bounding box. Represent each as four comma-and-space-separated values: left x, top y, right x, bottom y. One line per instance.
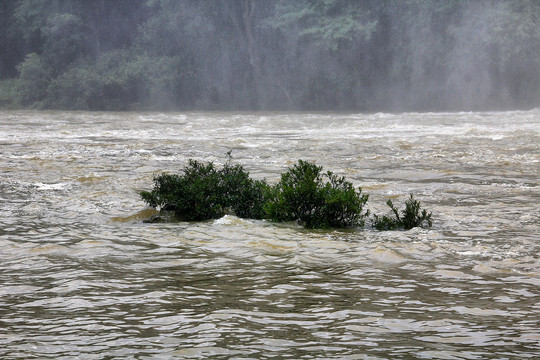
0, 110, 538, 359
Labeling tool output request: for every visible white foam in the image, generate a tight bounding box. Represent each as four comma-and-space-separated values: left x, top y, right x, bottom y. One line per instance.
34, 182, 69, 191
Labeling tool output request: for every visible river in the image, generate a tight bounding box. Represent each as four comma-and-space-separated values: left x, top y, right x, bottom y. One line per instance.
0, 110, 538, 359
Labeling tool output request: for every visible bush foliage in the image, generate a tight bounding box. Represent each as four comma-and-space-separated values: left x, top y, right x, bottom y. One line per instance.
264, 160, 369, 228
140, 159, 433, 230
372, 194, 433, 230
140, 159, 267, 221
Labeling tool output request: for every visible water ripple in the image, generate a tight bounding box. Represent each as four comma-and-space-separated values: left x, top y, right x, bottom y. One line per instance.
1, 110, 539, 359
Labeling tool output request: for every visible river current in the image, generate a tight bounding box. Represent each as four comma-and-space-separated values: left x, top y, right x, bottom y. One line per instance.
0, 110, 538, 359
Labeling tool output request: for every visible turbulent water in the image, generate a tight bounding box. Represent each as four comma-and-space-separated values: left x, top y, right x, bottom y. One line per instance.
0, 110, 538, 359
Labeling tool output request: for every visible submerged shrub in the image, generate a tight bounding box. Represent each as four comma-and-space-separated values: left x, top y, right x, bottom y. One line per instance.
140, 158, 433, 230
220, 162, 269, 220
264, 160, 369, 228
372, 194, 433, 230
140, 159, 267, 221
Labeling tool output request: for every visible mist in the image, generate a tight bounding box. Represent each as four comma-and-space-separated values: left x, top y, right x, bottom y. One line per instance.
0, 0, 538, 112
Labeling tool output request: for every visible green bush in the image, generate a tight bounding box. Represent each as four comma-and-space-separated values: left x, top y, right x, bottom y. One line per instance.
264, 160, 369, 228
140, 159, 267, 221
140, 158, 433, 230
219, 162, 269, 219
372, 194, 433, 230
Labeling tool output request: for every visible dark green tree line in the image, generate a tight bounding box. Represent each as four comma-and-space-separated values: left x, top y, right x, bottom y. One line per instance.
1, 0, 538, 111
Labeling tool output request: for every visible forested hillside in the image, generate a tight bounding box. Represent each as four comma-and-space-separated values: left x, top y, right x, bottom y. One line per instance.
1, 0, 538, 111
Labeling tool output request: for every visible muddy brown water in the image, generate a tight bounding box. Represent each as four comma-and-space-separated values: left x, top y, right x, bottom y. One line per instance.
0, 110, 538, 359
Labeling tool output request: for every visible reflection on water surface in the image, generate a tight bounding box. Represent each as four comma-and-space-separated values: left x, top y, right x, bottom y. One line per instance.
0, 110, 539, 359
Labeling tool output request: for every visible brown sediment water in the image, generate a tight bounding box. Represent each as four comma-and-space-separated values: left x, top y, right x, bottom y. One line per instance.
0, 110, 538, 359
